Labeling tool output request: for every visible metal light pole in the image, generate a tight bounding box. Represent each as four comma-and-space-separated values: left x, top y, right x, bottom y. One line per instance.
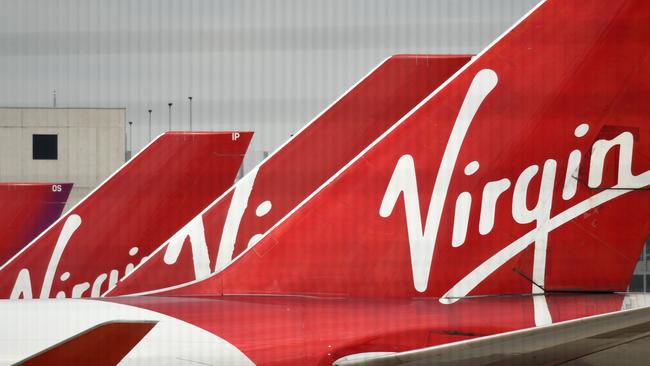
129, 121, 133, 152
168, 103, 172, 131
124, 122, 128, 161
148, 109, 152, 141
188, 96, 193, 131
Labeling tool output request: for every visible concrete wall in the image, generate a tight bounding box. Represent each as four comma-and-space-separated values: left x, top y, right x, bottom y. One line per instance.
0, 107, 126, 210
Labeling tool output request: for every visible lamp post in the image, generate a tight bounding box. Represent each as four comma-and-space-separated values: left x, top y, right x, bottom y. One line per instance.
148, 109, 152, 141
188, 96, 193, 131
168, 103, 172, 131
129, 121, 133, 153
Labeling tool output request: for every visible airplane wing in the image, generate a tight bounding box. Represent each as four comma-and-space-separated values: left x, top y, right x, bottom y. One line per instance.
334, 304, 650, 366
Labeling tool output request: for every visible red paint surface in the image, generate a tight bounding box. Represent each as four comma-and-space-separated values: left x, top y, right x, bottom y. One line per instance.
0, 183, 72, 265
17, 321, 155, 366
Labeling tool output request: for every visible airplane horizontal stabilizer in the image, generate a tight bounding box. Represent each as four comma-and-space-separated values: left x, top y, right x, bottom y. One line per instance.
334, 304, 650, 366
15, 320, 156, 366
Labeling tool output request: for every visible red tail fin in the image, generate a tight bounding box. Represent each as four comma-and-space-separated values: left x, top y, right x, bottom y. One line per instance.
0, 132, 251, 299
107, 55, 472, 296
160, 0, 650, 322
0, 183, 72, 265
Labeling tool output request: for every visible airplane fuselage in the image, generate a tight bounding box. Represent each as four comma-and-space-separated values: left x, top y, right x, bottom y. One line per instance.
0, 293, 646, 365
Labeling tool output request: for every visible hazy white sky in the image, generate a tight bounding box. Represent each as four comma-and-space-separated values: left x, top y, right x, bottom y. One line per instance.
0, 0, 539, 169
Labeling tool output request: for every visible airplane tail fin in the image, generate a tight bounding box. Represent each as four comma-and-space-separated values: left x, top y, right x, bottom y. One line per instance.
106, 54, 473, 296
0, 183, 72, 265
158, 0, 650, 314
0, 132, 252, 299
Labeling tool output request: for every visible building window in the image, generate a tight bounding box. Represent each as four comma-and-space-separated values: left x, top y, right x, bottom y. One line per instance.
629, 274, 645, 292
32, 134, 58, 160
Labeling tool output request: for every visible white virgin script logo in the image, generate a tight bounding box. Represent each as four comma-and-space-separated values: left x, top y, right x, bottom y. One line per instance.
161, 165, 266, 280
380, 69, 650, 325
10, 214, 146, 299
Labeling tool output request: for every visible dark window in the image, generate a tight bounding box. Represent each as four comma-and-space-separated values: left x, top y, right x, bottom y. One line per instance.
32, 134, 58, 160
629, 275, 645, 292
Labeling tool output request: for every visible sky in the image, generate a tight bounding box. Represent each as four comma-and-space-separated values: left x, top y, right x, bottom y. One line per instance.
0, 0, 539, 170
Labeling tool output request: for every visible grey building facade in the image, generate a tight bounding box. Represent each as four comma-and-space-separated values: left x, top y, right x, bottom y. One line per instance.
0, 107, 126, 210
